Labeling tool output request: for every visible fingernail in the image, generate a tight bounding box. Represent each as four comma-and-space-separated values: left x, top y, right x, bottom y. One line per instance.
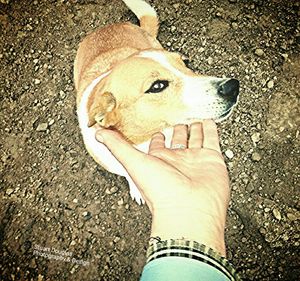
95, 131, 104, 143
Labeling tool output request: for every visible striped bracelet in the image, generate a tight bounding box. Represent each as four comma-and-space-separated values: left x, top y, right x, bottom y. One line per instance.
147, 237, 242, 281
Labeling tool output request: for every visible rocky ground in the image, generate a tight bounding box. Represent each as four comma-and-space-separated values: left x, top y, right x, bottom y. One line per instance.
0, 0, 299, 280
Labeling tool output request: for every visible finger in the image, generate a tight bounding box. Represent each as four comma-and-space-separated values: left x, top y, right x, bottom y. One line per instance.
149, 132, 165, 154
95, 129, 145, 171
170, 124, 188, 149
202, 120, 221, 153
188, 122, 204, 149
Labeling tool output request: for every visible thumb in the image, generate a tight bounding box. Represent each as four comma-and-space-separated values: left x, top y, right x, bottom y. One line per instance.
95, 129, 145, 172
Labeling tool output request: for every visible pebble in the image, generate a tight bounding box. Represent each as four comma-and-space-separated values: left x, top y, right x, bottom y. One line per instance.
282, 233, 289, 241
105, 186, 119, 195
114, 236, 121, 243
232, 22, 238, 30
251, 132, 260, 143
59, 90, 66, 99
207, 57, 213, 65
225, 149, 234, 159
70, 240, 76, 246
267, 80, 274, 89
48, 119, 55, 126
6, 188, 14, 195
173, 3, 180, 10
272, 208, 282, 220
252, 152, 262, 161
117, 198, 124, 206
259, 227, 266, 235
255, 48, 264, 56
73, 198, 78, 204
82, 211, 92, 220
34, 79, 41, 85
287, 213, 297, 221
36, 123, 48, 132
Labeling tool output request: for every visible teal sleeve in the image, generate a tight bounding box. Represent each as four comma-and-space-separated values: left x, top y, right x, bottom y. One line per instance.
140, 256, 231, 281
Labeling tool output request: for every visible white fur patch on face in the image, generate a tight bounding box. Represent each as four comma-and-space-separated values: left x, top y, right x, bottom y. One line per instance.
137, 51, 185, 78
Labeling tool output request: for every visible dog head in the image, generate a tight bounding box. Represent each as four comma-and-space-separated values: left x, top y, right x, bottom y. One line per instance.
86, 50, 239, 143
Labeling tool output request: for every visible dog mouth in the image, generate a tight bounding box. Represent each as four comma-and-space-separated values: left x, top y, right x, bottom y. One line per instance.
214, 106, 235, 123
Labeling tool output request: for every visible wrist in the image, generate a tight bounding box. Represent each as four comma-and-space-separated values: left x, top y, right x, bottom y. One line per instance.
151, 209, 226, 256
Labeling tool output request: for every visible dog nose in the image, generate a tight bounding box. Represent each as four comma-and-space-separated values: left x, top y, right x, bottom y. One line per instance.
217, 79, 239, 103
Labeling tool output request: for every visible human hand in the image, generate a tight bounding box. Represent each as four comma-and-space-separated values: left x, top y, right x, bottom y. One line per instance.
96, 120, 230, 256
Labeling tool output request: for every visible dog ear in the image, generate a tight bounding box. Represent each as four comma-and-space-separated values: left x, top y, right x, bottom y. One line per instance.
87, 86, 117, 128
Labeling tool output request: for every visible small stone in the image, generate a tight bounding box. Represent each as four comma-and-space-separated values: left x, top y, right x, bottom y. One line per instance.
36, 123, 48, 132
107, 186, 119, 195
255, 48, 264, 56
281, 53, 288, 60
59, 90, 66, 99
171, 26, 176, 32
173, 3, 180, 10
48, 119, 55, 126
82, 211, 92, 220
34, 79, 41, 85
287, 213, 297, 221
225, 149, 234, 159
113, 236, 121, 243
273, 208, 282, 220
6, 188, 14, 195
251, 132, 260, 143
70, 240, 76, 246
267, 80, 274, 89
33, 59, 39, 64
207, 57, 213, 65
232, 22, 238, 29
252, 152, 262, 161
117, 198, 124, 206
73, 198, 78, 204
282, 233, 289, 241
241, 237, 247, 243
259, 227, 266, 235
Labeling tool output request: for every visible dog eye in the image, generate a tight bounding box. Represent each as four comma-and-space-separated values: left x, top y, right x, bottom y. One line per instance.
145, 80, 169, 94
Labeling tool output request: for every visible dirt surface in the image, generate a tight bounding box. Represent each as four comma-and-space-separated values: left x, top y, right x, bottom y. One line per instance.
0, 0, 299, 280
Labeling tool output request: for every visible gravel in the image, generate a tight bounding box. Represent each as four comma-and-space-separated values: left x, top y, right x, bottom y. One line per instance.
0, 0, 299, 280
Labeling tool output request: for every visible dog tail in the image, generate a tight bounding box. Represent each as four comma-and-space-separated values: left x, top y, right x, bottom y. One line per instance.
122, 0, 159, 38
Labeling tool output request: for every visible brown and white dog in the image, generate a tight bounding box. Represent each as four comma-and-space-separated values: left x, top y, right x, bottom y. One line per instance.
74, 0, 239, 204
